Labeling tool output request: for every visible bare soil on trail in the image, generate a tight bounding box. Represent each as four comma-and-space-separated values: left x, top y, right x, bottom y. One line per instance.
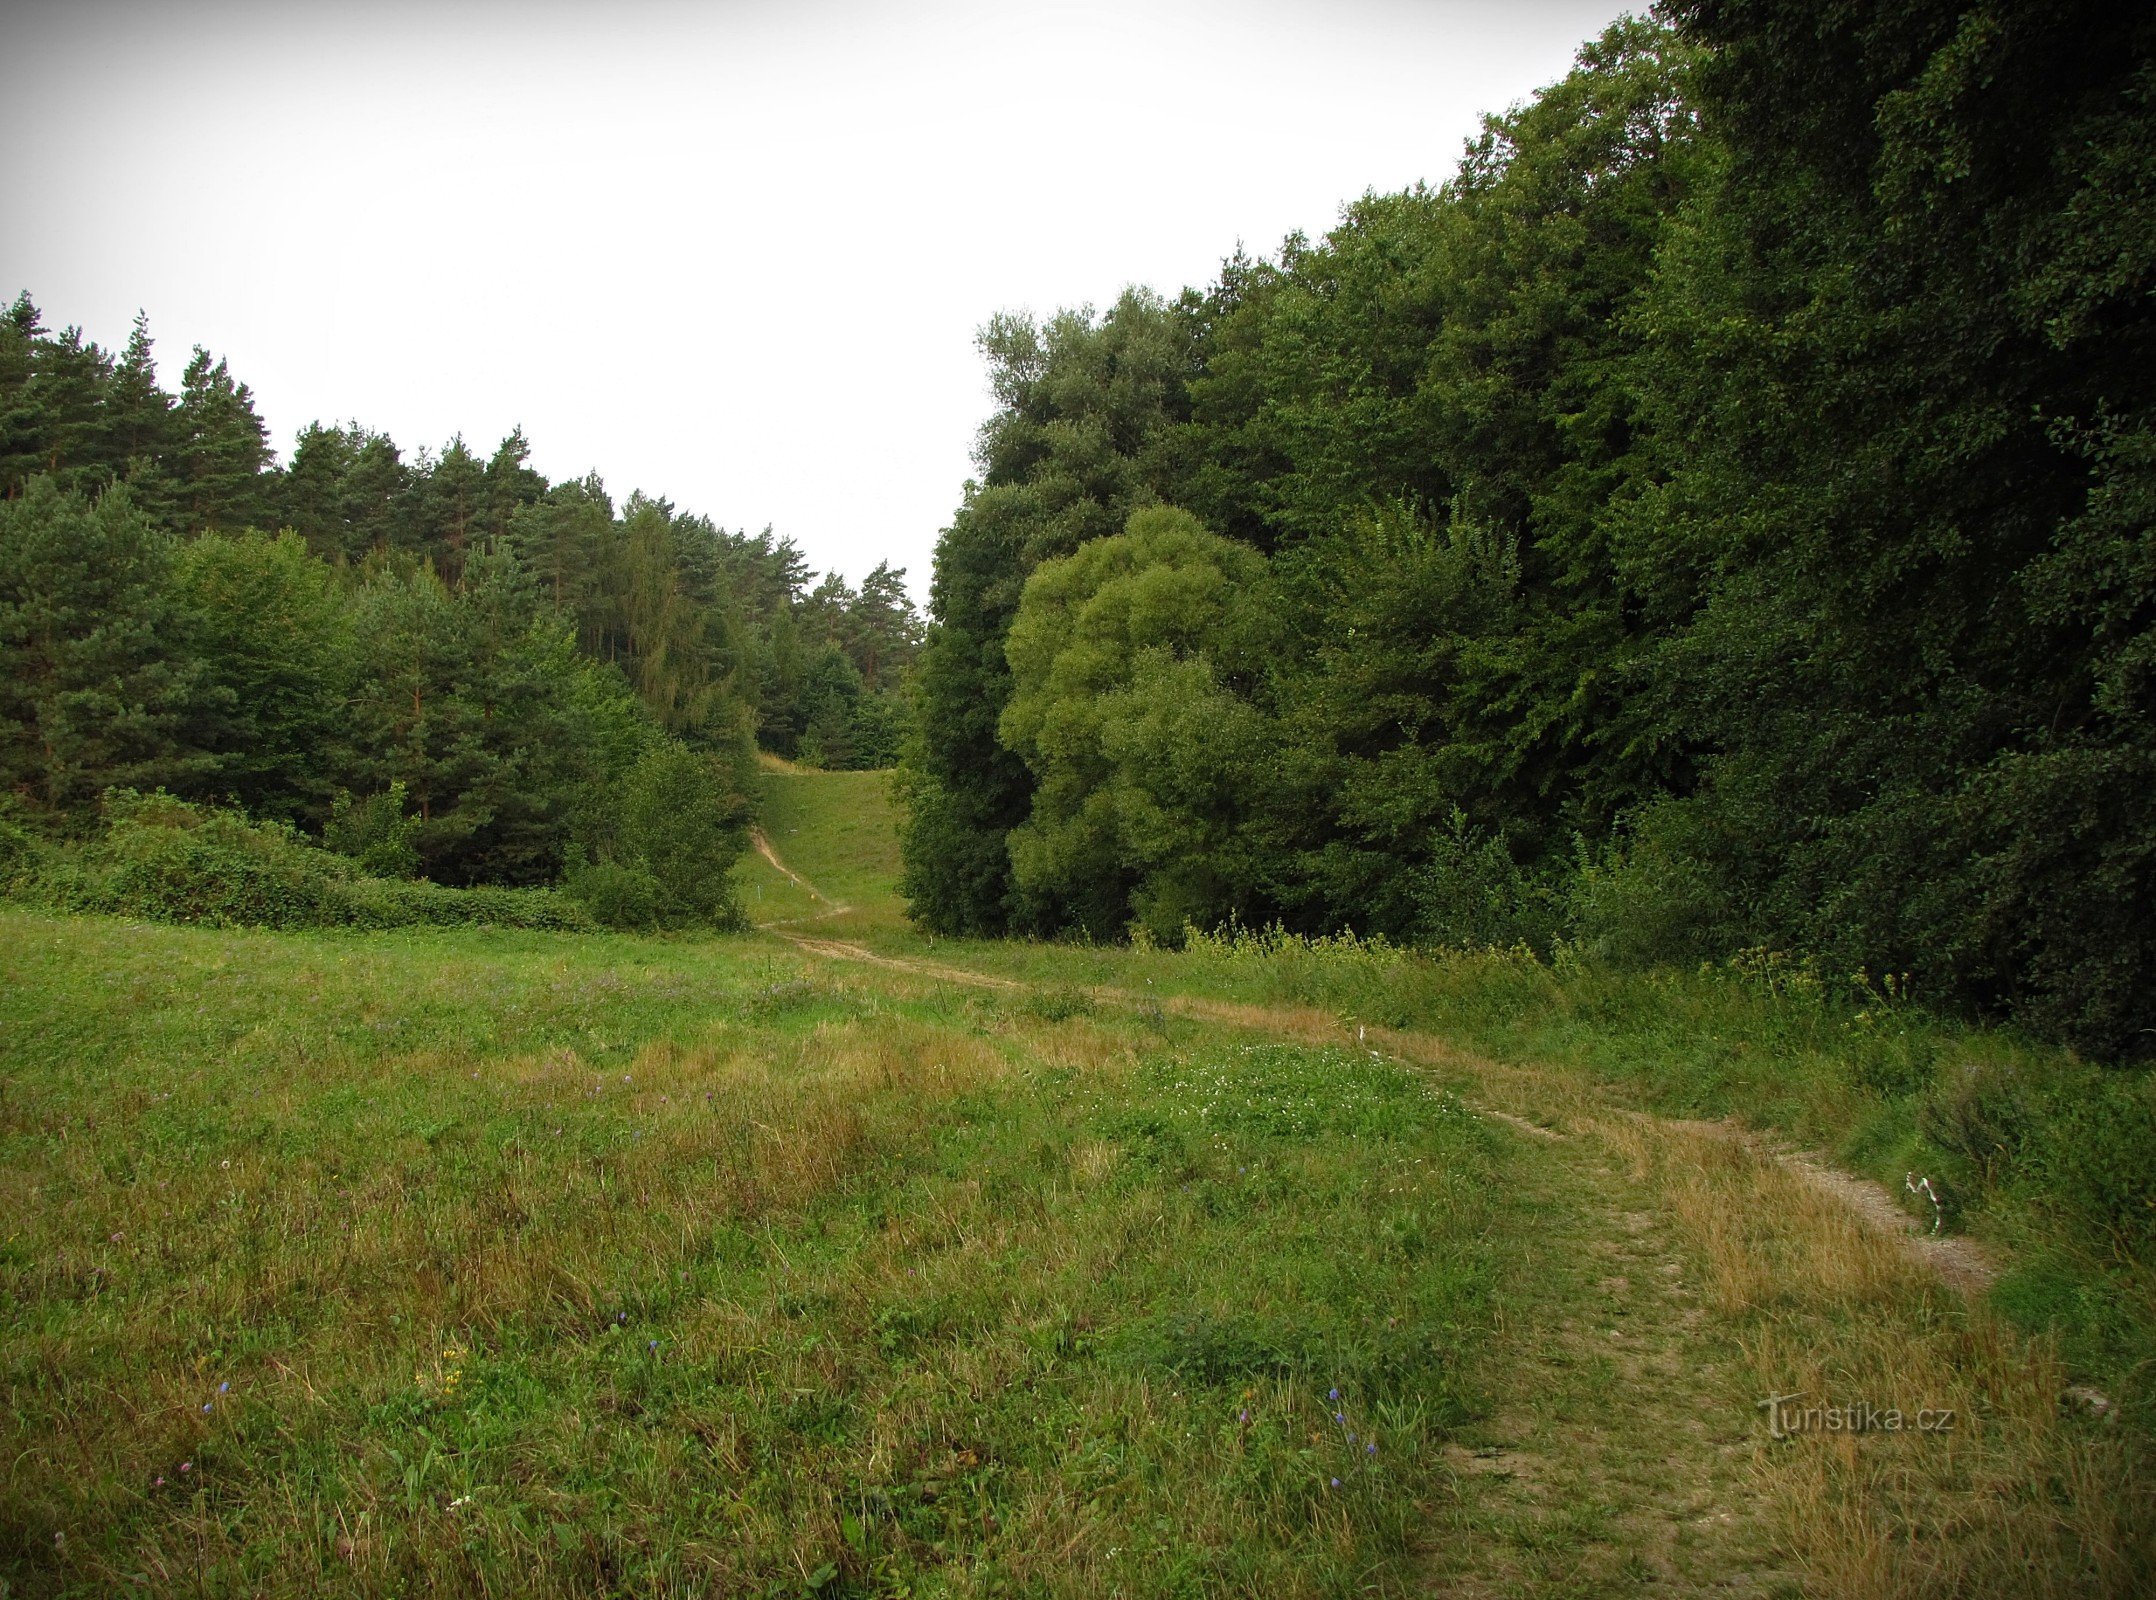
745, 819, 2144, 1594
749, 828, 847, 916
756, 866, 1985, 1302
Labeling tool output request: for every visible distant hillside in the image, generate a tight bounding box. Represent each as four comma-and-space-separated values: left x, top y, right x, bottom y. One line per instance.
732, 755, 906, 935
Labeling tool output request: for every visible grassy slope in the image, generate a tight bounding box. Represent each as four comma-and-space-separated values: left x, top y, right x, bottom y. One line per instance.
4, 765, 2151, 1594
732, 757, 907, 938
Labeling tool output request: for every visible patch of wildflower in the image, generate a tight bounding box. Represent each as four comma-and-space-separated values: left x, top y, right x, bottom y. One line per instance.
418, 1343, 469, 1403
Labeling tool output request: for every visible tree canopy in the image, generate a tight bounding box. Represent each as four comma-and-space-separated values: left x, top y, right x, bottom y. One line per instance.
901, 3, 2156, 1061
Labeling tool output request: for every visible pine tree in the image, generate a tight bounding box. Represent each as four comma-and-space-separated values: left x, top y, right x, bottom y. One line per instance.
0, 294, 47, 498
31, 326, 117, 495
176, 348, 272, 532
0, 479, 207, 805
481, 428, 547, 544
107, 312, 180, 526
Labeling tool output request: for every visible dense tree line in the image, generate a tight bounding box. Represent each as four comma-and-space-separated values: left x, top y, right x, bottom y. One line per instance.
901, 0, 2156, 1060
0, 300, 920, 910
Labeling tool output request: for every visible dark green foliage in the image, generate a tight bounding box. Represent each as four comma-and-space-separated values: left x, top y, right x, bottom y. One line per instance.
616, 739, 751, 926
0, 479, 206, 807
0, 801, 35, 887
51, 789, 345, 927
174, 349, 271, 533
324, 781, 421, 878
559, 857, 665, 931
280, 422, 408, 561
901, 291, 1200, 935
567, 740, 751, 929
1613, 0, 2156, 1056
0, 296, 916, 908
901, 6, 2156, 1059
168, 529, 342, 822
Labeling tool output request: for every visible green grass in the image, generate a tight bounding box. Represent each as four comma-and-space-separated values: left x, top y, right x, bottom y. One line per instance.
870, 926, 2156, 1427
7, 764, 2153, 1594
733, 760, 906, 937
727, 761, 2156, 1442
1, 910, 1506, 1596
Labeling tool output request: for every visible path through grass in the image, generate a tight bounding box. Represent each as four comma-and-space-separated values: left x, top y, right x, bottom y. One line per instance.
4, 766, 2150, 1595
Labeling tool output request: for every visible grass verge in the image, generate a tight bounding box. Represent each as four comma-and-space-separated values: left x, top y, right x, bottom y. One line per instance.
2, 909, 1505, 1596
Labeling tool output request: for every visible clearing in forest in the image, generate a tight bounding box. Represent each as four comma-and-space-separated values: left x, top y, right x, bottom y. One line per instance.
0, 766, 2145, 1596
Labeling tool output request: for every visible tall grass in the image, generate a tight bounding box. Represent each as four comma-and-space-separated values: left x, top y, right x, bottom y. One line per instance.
2, 909, 1509, 1596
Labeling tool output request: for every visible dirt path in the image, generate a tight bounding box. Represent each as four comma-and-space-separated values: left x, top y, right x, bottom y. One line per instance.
745, 835, 2138, 1593
759, 901, 1988, 1299
747, 829, 854, 928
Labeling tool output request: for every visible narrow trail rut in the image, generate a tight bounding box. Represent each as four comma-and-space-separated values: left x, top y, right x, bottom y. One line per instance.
756, 887, 1986, 1298
741, 832, 2127, 1594
747, 829, 855, 929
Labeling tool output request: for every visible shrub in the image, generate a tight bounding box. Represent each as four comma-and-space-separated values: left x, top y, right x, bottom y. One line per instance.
2029, 1072, 2156, 1259
0, 803, 38, 888
325, 782, 421, 878
59, 789, 340, 926
323, 876, 593, 932
1410, 809, 1567, 952
561, 858, 665, 931
25, 790, 590, 932
1568, 800, 1750, 968
568, 740, 749, 929
1918, 1058, 2044, 1186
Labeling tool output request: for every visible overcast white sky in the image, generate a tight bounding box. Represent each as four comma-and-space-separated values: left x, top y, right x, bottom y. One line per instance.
3, 0, 1625, 602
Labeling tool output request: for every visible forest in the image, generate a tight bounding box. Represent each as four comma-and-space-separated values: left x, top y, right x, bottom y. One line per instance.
898, 0, 2156, 1062
0, 297, 920, 923
5, 2, 2156, 1588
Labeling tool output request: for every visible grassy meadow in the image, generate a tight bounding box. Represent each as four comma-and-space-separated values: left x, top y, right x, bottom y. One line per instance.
3, 764, 2152, 1596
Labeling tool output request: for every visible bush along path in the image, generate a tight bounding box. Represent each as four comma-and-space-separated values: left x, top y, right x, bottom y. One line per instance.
748, 827, 2153, 1595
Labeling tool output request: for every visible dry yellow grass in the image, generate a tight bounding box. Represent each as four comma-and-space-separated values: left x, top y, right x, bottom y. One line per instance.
1580, 1112, 2149, 1597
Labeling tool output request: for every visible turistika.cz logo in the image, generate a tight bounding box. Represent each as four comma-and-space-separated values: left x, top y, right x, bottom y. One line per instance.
1757, 1392, 1956, 1439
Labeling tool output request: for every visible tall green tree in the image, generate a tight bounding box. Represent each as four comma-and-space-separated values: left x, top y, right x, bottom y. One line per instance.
107, 312, 180, 524
0, 480, 205, 806
168, 529, 343, 822
175, 349, 271, 533
901, 290, 1200, 934
999, 505, 1268, 939
1619, 0, 2156, 1053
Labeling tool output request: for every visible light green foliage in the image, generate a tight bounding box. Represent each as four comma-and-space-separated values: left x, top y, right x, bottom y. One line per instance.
1001, 505, 1267, 938
324, 781, 421, 878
